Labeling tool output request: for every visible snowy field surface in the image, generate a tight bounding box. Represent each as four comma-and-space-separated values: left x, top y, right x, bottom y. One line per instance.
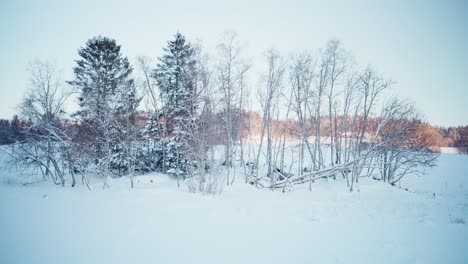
0, 153, 467, 264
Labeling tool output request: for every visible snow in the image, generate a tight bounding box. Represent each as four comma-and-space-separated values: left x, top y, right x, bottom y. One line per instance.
439, 147, 467, 155
0, 152, 467, 263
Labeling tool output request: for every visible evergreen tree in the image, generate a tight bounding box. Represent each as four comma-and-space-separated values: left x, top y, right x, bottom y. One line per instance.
10, 115, 23, 143
152, 32, 197, 176
143, 113, 164, 170
0, 119, 11, 145
70, 36, 136, 122
69, 36, 139, 181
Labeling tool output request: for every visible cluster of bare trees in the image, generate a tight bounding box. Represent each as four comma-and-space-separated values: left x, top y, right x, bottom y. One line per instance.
244, 40, 437, 192
3, 33, 438, 193
4, 61, 85, 187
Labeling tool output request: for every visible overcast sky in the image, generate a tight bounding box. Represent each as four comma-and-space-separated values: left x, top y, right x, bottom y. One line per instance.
0, 0, 466, 126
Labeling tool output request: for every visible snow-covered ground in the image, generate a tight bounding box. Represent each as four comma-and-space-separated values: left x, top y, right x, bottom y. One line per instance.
439, 147, 468, 155
0, 153, 467, 264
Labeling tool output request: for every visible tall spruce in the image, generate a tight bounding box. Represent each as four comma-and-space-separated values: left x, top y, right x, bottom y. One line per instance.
69, 36, 138, 183
152, 32, 197, 176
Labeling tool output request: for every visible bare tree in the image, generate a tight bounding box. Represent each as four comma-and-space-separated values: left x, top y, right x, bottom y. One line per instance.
311, 48, 331, 171
215, 31, 249, 185
136, 56, 158, 112
181, 44, 226, 195
323, 40, 348, 169
256, 50, 286, 188
289, 51, 315, 176
376, 98, 438, 185
339, 74, 360, 186
348, 66, 393, 190
10, 60, 70, 186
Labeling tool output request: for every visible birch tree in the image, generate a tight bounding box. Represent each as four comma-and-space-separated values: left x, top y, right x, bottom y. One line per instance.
215, 31, 249, 185
323, 40, 348, 168
257, 50, 286, 187
376, 98, 438, 185
289, 52, 315, 175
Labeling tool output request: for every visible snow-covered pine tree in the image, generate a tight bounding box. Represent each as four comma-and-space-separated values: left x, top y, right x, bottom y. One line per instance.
143, 112, 165, 171
68, 36, 139, 185
152, 32, 197, 177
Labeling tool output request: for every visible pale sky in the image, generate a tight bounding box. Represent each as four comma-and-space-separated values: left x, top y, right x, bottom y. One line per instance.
0, 0, 467, 126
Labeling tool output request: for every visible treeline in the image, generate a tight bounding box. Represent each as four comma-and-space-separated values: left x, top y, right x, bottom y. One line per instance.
2, 32, 440, 192
244, 113, 468, 150
434, 126, 468, 148
2, 114, 466, 149
0, 116, 26, 144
